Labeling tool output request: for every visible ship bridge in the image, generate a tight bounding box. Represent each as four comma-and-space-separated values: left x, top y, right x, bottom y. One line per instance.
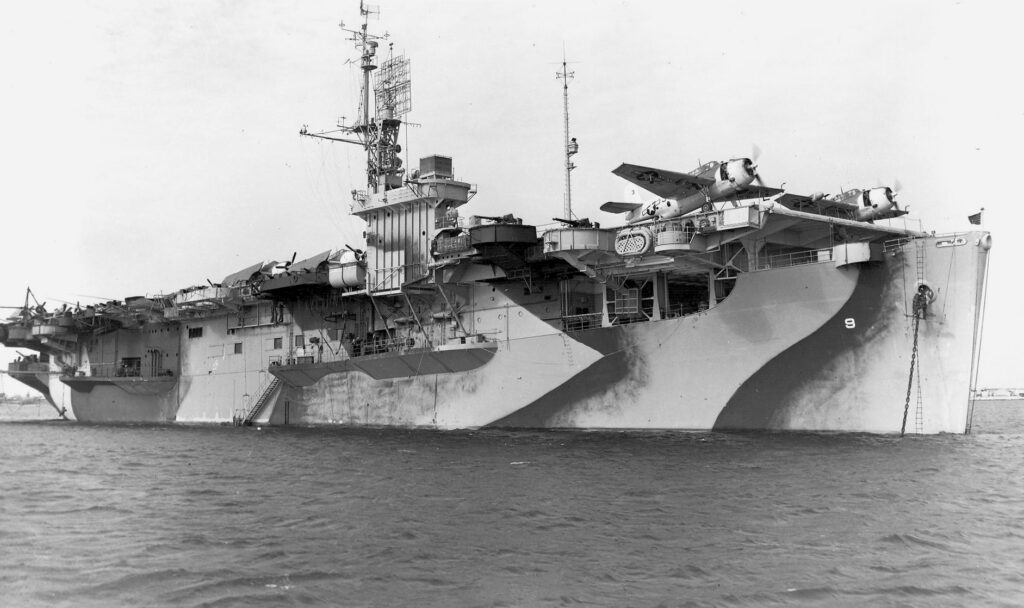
352, 155, 478, 294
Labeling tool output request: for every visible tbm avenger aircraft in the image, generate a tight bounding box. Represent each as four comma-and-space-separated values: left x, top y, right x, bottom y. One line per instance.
600, 156, 782, 224
778, 185, 907, 222
602, 155, 906, 224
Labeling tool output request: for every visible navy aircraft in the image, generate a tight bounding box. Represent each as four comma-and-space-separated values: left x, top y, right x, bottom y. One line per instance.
779, 184, 906, 222
601, 156, 782, 224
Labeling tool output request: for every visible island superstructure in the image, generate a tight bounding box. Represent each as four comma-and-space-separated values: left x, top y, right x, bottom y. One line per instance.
1, 5, 990, 434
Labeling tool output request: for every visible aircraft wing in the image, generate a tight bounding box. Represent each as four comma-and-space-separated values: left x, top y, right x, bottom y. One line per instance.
612, 163, 714, 200
777, 193, 821, 209
600, 201, 643, 214
739, 185, 784, 199
777, 193, 857, 216
777, 193, 908, 218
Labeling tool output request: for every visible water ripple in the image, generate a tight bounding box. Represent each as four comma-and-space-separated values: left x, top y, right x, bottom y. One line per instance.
1, 401, 1022, 607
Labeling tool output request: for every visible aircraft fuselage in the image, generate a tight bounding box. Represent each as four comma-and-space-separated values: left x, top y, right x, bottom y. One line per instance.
626, 159, 757, 223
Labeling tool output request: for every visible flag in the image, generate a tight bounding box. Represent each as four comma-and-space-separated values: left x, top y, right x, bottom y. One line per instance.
968, 211, 983, 225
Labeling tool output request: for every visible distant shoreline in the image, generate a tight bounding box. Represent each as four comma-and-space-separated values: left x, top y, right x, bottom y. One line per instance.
0, 400, 56, 421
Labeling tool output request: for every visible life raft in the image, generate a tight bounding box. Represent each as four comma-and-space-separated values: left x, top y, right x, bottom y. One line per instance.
614, 227, 653, 256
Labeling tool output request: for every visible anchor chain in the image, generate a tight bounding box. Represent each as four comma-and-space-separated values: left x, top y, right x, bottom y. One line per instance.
901, 286, 931, 436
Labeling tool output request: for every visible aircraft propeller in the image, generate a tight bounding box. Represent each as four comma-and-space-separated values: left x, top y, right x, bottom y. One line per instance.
275, 252, 298, 272
891, 179, 903, 207
749, 144, 765, 187
877, 178, 901, 210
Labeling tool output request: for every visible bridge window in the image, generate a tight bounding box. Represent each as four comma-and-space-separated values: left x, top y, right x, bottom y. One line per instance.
188, 327, 203, 339
614, 288, 640, 314
605, 278, 654, 324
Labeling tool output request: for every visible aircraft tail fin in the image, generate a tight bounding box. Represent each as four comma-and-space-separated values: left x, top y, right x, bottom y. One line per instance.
624, 184, 644, 203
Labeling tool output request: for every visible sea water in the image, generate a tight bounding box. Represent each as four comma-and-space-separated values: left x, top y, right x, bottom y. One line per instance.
1, 402, 1022, 607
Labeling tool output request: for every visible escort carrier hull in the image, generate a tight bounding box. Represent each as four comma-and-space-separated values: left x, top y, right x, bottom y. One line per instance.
1, 11, 990, 434
2, 203, 990, 434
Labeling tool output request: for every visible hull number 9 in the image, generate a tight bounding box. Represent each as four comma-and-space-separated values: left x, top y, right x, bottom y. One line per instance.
844, 318, 856, 329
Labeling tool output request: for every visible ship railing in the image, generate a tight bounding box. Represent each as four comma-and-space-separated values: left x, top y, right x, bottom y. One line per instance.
608, 313, 652, 326
67, 363, 176, 379
884, 231, 983, 255
435, 233, 471, 254
882, 236, 918, 254
663, 303, 710, 318
7, 360, 50, 374
368, 264, 429, 292
350, 190, 370, 212
751, 247, 834, 271
367, 266, 406, 292
174, 285, 232, 305
434, 214, 463, 230
288, 336, 419, 363
237, 285, 262, 303
561, 313, 603, 333
281, 333, 490, 366
359, 336, 418, 356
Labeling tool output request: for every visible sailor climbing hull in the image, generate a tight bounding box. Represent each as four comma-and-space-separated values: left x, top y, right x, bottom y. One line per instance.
46, 371, 75, 421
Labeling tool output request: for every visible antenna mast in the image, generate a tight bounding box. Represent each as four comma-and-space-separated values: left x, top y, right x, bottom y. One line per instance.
557, 52, 578, 219
299, 2, 411, 195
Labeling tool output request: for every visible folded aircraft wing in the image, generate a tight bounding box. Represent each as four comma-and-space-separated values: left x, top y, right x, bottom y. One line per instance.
776, 193, 857, 215
600, 201, 643, 214
612, 163, 714, 200
776, 193, 820, 209
776, 193, 908, 218
740, 185, 784, 198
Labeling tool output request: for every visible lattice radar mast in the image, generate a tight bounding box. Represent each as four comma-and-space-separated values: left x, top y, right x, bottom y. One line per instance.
300, 1, 410, 194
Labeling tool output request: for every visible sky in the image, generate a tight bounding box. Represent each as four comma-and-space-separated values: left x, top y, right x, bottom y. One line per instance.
1, 0, 1021, 393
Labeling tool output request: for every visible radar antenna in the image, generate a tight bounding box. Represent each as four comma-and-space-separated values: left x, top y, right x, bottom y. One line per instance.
556, 50, 578, 219
299, 1, 410, 194
375, 49, 411, 120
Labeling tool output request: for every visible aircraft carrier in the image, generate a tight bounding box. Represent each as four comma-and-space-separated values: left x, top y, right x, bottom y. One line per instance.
0, 6, 991, 434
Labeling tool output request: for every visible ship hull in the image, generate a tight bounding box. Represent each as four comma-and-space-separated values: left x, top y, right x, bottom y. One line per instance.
256, 233, 988, 434
496, 237, 986, 433
48, 233, 989, 433
0, 12, 990, 436
6, 360, 76, 420
62, 378, 179, 423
